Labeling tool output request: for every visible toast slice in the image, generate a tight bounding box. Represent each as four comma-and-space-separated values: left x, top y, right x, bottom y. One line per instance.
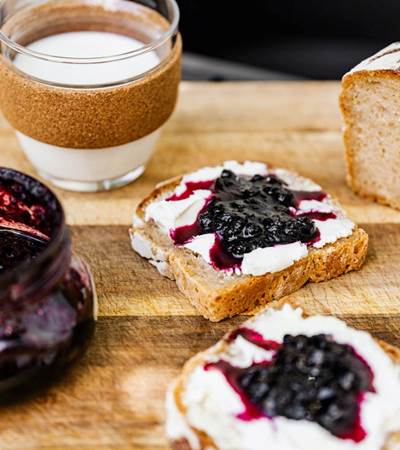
166, 304, 400, 450
340, 42, 400, 210
130, 162, 368, 322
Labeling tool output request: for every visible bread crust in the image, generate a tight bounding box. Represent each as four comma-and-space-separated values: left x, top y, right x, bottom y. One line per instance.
340, 70, 400, 210
168, 305, 400, 450
171, 228, 367, 321
132, 168, 369, 322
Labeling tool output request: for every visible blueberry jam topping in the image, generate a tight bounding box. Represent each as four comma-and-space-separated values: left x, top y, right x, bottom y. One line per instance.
198, 170, 321, 258
206, 333, 374, 442
168, 170, 334, 269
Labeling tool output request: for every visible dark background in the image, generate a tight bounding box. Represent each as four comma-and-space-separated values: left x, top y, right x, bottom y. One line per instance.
177, 0, 399, 80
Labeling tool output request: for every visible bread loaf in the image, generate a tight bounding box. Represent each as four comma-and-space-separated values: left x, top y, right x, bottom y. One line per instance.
341, 43, 400, 209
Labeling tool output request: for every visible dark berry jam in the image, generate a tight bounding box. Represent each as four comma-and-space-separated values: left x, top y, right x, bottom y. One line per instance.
0, 168, 96, 396
227, 327, 282, 351
0, 170, 59, 239
0, 168, 59, 272
170, 221, 202, 246
209, 234, 242, 270
0, 229, 47, 273
206, 333, 374, 442
198, 171, 321, 258
293, 190, 328, 204
0, 257, 95, 395
168, 169, 334, 270
294, 211, 337, 221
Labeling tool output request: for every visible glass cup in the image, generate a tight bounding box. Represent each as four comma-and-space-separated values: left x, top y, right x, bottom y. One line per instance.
0, 0, 181, 192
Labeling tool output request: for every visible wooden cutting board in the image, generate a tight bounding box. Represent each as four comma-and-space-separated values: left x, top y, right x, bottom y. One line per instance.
0, 81, 399, 449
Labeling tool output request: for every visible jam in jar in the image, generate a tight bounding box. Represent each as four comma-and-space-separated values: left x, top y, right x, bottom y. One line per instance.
0, 168, 96, 394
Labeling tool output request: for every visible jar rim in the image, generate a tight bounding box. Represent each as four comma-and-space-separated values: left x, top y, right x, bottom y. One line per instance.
0, 167, 67, 291
0, 0, 180, 65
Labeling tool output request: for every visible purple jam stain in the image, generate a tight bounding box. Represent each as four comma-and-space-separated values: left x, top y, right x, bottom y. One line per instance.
337, 393, 367, 443
204, 332, 374, 443
170, 222, 203, 246
167, 180, 215, 201
227, 327, 282, 352
169, 194, 214, 246
209, 234, 242, 271
351, 350, 376, 394
171, 226, 241, 271
205, 360, 269, 421
168, 191, 241, 272
296, 211, 336, 221
292, 190, 336, 221
293, 190, 328, 205
171, 230, 242, 272
206, 328, 282, 420
306, 228, 321, 247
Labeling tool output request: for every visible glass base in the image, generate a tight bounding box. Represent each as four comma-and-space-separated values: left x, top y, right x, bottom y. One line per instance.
38, 165, 145, 192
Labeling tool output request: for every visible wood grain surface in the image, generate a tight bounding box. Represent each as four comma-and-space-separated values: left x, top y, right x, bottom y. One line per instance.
0, 81, 400, 449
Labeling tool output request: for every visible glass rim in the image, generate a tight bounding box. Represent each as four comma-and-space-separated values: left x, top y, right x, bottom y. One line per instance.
0, 167, 68, 292
0, 0, 180, 65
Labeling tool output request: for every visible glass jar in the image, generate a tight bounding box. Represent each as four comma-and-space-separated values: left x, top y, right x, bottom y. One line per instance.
0, 0, 181, 192
0, 168, 96, 394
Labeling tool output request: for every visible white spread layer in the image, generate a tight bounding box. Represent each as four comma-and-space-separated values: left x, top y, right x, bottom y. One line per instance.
296, 199, 334, 214
143, 161, 355, 276
313, 219, 355, 249
184, 233, 216, 264
177, 306, 400, 450
345, 42, 400, 75
145, 189, 212, 233
215, 334, 275, 368
242, 242, 308, 276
